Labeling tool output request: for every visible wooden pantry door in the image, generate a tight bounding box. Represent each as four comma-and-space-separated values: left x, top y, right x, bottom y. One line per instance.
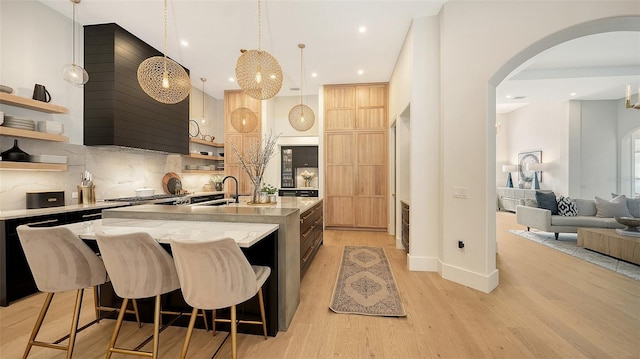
324, 132, 356, 227
355, 131, 387, 229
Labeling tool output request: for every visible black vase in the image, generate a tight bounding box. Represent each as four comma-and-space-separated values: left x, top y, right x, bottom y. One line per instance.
1, 139, 30, 162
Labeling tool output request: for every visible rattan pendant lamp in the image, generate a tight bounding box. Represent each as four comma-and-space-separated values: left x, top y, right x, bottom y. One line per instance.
61, 0, 89, 87
137, 0, 190, 104
288, 44, 315, 131
235, 0, 283, 100
230, 107, 258, 133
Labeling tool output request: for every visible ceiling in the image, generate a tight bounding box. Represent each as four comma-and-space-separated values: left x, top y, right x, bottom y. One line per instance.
39, 1, 640, 108
39, 0, 446, 99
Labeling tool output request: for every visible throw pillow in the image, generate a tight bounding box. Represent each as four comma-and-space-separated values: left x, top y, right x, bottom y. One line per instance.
523, 198, 538, 207
557, 196, 578, 216
535, 191, 558, 215
627, 197, 640, 218
595, 195, 631, 218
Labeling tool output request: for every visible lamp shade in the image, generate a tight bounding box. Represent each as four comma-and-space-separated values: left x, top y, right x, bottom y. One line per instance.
230, 107, 258, 133
502, 164, 518, 173
525, 162, 545, 171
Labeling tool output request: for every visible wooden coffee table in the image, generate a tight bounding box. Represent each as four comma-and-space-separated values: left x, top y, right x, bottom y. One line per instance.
577, 228, 640, 265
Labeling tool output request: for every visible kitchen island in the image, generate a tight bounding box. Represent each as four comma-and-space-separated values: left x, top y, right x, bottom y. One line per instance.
101, 196, 323, 332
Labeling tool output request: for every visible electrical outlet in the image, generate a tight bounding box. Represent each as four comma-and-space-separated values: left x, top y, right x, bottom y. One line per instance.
72, 191, 78, 199
458, 240, 465, 249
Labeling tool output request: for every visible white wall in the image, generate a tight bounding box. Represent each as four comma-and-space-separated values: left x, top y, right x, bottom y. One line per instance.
1, 0, 84, 144
189, 86, 224, 142
390, 1, 639, 293
504, 102, 570, 195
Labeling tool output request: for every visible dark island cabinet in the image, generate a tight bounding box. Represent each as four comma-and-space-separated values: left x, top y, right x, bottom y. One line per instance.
300, 200, 323, 278
0, 206, 128, 306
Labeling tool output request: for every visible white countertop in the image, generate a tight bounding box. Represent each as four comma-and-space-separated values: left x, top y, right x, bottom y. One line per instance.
223, 196, 322, 213
64, 218, 279, 248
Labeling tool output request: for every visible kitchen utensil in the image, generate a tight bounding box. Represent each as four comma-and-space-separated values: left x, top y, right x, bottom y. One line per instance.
1, 139, 30, 162
135, 188, 155, 197
78, 185, 96, 204
162, 172, 183, 194
32, 84, 51, 103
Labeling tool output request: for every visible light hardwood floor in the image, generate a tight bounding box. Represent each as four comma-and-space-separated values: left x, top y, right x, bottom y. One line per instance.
1, 212, 638, 358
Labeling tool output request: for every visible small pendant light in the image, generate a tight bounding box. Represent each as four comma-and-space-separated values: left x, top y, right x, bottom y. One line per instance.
61, 0, 89, 87
235, 0, 282, 100
137, 0, 190, 104
288, 44, 315, 131
200, 78, 207, 124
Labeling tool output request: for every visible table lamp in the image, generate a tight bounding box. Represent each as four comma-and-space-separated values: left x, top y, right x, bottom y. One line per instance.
502, 164, 518, 188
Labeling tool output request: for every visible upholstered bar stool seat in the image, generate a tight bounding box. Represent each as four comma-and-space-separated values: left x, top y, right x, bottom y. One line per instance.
170, 238, 271, 359
95, 231, 181, 359
16, 225, 109, 359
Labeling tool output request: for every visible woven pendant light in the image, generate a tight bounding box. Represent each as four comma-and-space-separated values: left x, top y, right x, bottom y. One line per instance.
235, 0, 282, 100
61, 0, 89, 87
231, 107, 258, 133
288, 44, 315, 131
137, 0, 190, 104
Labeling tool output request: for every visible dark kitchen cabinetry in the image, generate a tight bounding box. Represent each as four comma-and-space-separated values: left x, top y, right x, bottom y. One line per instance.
83, 23, 189, 154
300, 200, 323, 278
0, 206, 128, 307
291, 146, 318, 168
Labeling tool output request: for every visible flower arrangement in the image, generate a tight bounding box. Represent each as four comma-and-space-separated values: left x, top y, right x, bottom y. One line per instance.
301, 170, 314, 187
210, 175, 223, 183
261, 183, 277, 194
230, 131, 280, 203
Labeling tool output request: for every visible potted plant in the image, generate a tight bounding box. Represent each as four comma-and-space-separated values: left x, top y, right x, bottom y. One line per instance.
230, 131, 280, 204
210, 175, 223, 191
262, 183, 277, 203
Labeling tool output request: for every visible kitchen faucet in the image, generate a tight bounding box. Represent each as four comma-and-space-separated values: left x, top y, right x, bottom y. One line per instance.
222, 175, 239, 203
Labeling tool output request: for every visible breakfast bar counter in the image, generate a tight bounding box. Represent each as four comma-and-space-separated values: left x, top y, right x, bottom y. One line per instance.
100, 196, 324, 332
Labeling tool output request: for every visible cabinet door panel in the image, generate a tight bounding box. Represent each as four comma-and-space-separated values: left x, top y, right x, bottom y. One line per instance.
326, 165, 354, 196
356, 132, 386, 164
355, 197, 387, 228
326, 109, 355, 130
356, 165, 386, 196
325, 86, 355, 109
356, 85, 386, 108
225, 134, 243, 164
325, 133, 354, 164
356, 108, 385, 129
325, 197, 355, 227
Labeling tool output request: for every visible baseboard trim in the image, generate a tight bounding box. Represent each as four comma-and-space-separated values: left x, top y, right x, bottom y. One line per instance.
441, 263, 499, 293
407, 254, 439, 271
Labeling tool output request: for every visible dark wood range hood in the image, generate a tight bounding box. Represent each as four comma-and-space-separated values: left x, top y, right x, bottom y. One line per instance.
83, 23, 189, 154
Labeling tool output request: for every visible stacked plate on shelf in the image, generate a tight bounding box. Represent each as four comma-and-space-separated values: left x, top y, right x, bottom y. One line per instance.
30, 155, 68, 164
37, 121, 64, 135
3, 116, 35, 131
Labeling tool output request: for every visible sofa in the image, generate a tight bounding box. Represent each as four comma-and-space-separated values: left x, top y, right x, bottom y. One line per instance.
515, 193, 639, 240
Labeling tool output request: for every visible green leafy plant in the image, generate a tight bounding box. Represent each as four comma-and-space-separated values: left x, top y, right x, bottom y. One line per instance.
261, 183, 277, 194
210, 175, 223, 183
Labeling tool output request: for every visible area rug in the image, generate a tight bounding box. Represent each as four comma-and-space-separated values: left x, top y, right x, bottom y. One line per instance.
329, 246, 406, 317
507, 229, 640, 281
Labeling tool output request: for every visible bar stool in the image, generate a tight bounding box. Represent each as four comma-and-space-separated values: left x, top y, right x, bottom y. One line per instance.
170, 238, 271, 359
16, 225, 109, 359
95, 231, 181, 359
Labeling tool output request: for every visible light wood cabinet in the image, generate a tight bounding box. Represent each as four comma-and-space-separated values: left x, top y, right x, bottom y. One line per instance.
324, 83, 388, 229
224, 90, 261, 195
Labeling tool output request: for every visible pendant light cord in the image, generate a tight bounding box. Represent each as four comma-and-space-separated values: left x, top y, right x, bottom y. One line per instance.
202, 79, 206, 119
163, 0, 168, 76
257, 0, 261, 51
71, 1, 76, 65
300, 46, 304, 106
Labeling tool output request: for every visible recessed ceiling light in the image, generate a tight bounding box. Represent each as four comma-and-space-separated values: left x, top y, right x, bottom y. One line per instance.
358, 26, 366, 33
229, 77, 235, 82
569, 92, 577, 96
180, 40, 189, 47
358, 70, 364, 75
311, 72, 318, 78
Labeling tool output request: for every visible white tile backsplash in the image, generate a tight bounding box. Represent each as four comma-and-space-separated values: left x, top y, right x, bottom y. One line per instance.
0, 140, 217, 210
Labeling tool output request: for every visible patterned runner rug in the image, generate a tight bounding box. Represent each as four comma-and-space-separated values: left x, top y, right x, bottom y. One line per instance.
329, 246, 406, 317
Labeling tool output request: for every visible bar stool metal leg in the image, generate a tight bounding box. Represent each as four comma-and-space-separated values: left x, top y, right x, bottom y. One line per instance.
65, 289, 85, 359
22, 292, 55, 359
106, 298, 129, 359
231, 305, 237, 359
152, 295, 161, 359
258, 288, 267, 339
179, 307, 199, 359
